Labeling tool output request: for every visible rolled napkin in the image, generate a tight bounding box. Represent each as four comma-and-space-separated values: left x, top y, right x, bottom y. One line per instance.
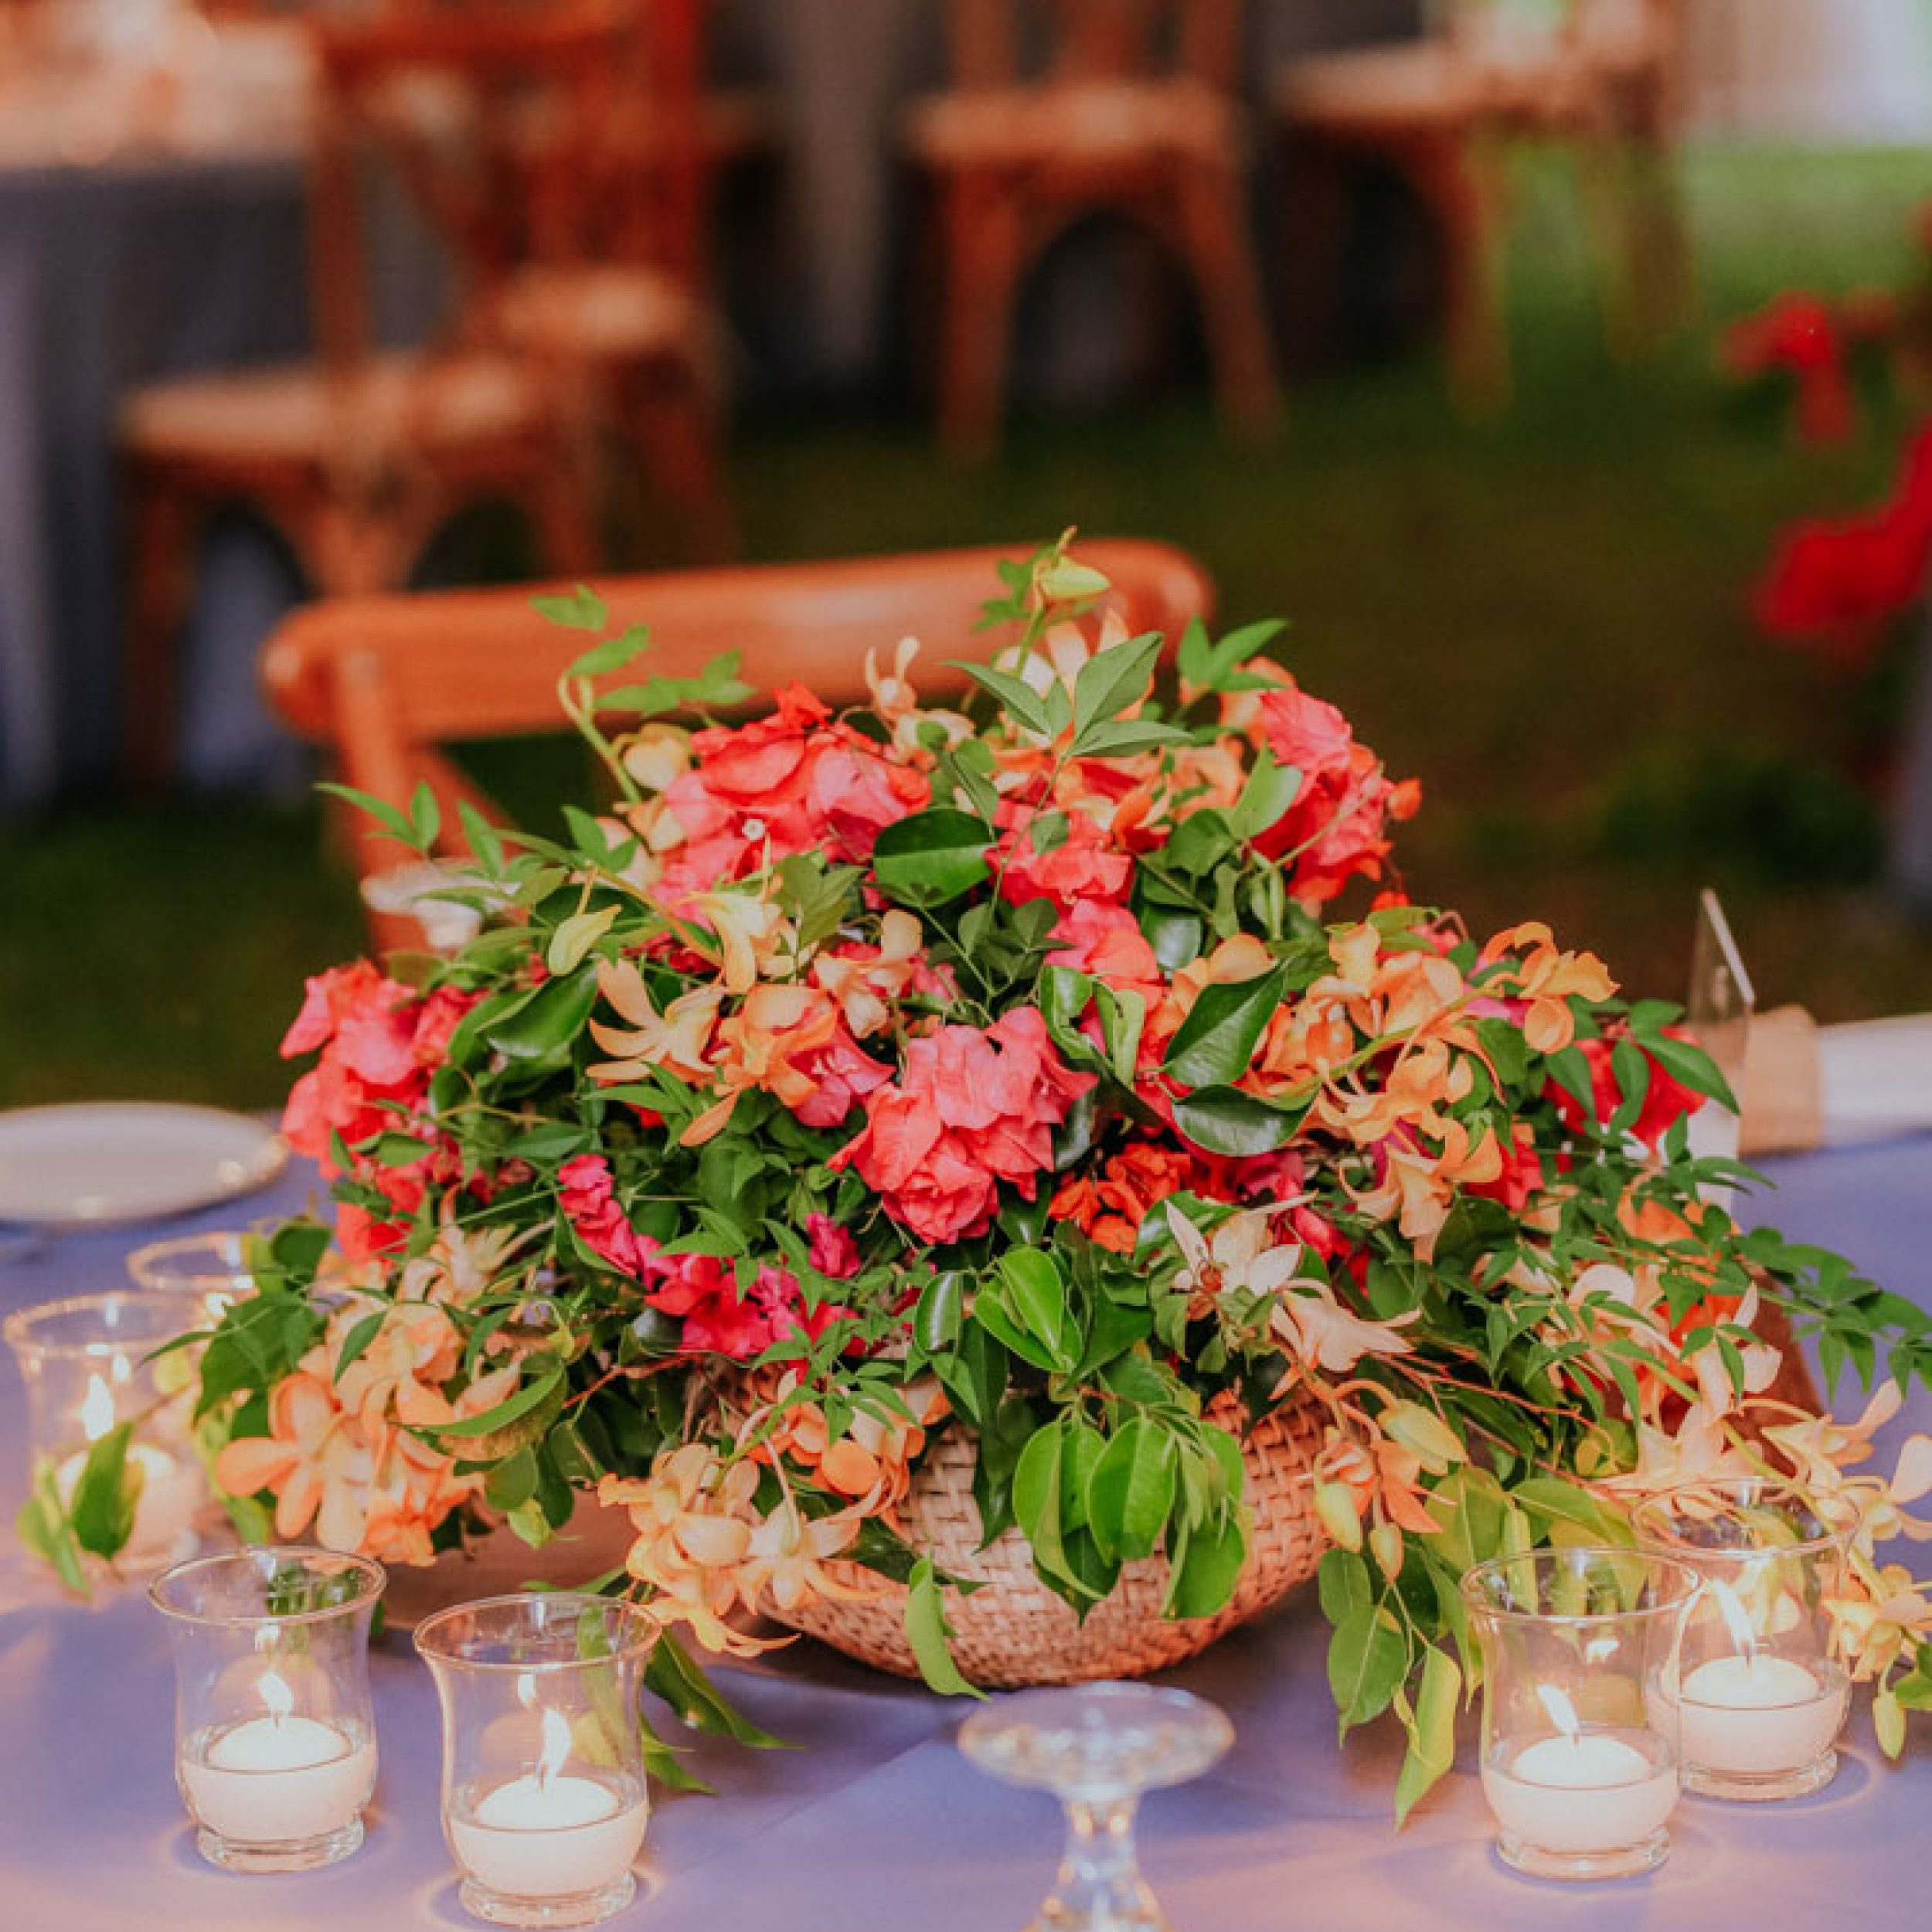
1738, 1005, 1824, 1156
1738, 1005, 1932, 1154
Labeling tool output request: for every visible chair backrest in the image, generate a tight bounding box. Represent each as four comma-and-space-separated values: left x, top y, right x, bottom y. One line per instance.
263, 539, 1217, 951
946, 0, 1241, 95
304, 0, 629, 379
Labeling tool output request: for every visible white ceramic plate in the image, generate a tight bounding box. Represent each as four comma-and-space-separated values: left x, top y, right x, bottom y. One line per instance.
0, 1103, 288, 1229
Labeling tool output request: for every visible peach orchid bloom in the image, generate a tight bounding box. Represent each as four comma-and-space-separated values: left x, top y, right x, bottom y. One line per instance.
589, 959, 723, 1087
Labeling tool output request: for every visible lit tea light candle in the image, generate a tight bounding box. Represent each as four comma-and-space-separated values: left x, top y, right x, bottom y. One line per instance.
449, 1706, 648, 1902
1671, 1583, 1849, 1778
54, 1371, 199, 1560
179, 1668, 376, 1849
1481, 1686, 1679, 1857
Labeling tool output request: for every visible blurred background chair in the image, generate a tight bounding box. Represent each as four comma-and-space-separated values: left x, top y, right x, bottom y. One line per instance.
1276, 0, 1689, 406
259, 536, 1216, 952
904, 0, 1281, 458
118, 1, 629, 792
487, 0, 740, 563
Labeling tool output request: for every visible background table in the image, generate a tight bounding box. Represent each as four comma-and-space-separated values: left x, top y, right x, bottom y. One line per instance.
1, 1130, 1928, 1928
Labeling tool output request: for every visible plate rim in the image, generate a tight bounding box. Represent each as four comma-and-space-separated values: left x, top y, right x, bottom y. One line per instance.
0, 1100, 289, 1230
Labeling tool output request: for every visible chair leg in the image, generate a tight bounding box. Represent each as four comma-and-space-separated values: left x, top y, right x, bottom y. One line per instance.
1279, 131, 1352, 376
123, 469, 202, 795
1413, 131, 1510, 413
620, 364, 737, 565
936, 171, 1025, 461
1173, 158, 1283, 440
529, 430, 607, 580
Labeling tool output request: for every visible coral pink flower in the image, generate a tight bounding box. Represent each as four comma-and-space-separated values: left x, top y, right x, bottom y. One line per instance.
805, 1214, 861, 1278
1048, 899, 1163, 1007
995, 802, 1133, 910
559, 1154, 647, 1275
833, 1008, 1095, 1244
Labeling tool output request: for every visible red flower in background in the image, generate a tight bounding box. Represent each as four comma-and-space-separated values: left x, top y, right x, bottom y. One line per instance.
1753, 423, 1932, 665
1723, 292, 1857, 445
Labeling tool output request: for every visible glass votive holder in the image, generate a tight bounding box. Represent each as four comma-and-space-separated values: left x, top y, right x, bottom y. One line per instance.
1632, 1478, 1856, 1801
1462, 1546, 1702, 1881
150, 1546, 386, 1872
3, 1289, 209, 1569
127, 1230, 260, 1318
415, 1593, 658, 1930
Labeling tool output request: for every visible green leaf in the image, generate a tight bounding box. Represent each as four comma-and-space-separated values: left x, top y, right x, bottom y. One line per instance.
484, 1446, 539, 1514
645, 1629, 790, 1748
1165, 1505, 1247, 1618
484, 964, 599, 1062
532, 584, 610, 631
16, 1463, 87, 1594
1162, 967, 1287, 1088
1328, 1602, 1407, 1731
954, 662, 1052, 738
331, 1308, 388, 1383
1393, 1646, 1461, 1825
1228, 751, 1303, 843
1509, 1475, 1626, 1541
906, 1557, 984, 1697
1318, 1547, 1372, 1627
995, 1250, 1077, 1373
69, 1423, 136, 1559
914, 1270, 967, 1355
1171, 1085, 1306, 1158
423, 1355, 566, 1448
870, 809, 994, 908
1087, 1417, 1179, 1563
547, 904, 620, 976
1072, 631, 1162, 740
564, 633, 649, 680
314, 780, 424, 853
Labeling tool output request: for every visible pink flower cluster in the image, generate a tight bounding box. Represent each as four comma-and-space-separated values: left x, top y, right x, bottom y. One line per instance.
650, 684, 929, 906
832, 1007, 1095, 1244
1252, 682, 1420, 905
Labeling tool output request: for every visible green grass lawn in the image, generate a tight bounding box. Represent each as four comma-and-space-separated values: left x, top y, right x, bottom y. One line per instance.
5, 142, 1930, 1111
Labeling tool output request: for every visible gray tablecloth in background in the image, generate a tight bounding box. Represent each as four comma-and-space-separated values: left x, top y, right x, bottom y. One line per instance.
0, 155, 311, 810
0, 1128, 1927, 1930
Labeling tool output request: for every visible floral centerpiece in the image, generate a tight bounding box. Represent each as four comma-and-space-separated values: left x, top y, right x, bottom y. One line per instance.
140, 539, 1932, 1809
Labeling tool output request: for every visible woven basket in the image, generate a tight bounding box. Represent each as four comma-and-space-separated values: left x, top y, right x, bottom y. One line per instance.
768, 1397, 1328, 1686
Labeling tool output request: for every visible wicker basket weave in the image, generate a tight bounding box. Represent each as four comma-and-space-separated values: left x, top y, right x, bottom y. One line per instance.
769, 1398, 1329, 1686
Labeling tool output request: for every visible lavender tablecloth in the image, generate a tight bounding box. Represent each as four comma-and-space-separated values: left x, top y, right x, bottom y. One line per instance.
1, 1132, 1927, 1931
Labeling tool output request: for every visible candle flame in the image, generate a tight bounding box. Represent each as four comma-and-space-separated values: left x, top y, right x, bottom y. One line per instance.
1710, 1580, 1760, 1662
78, 1374, 116, 1444
1536, 1683, 1582, 1740
259, 1668, 294, 1726
535, 1706, 572, 1793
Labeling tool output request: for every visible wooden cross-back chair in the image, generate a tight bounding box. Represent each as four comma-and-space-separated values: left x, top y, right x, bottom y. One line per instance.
905, 0, 1281, 457
261, 539, 1217, 954
119, 0, 623, 792
1275, 0, 1689, 407
375, 0, 739, 559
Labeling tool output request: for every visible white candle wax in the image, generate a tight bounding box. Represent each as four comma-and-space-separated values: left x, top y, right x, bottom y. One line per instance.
449, 1774, 648, 1900
1483, 1730, 1679, 1855
1675, 1655, 1848, 1774
54, 1440, 200, 1560
181, 1717, 376, 1845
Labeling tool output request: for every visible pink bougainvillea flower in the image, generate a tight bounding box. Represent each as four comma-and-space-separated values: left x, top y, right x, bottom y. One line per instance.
833, 1007, 1094, 1244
